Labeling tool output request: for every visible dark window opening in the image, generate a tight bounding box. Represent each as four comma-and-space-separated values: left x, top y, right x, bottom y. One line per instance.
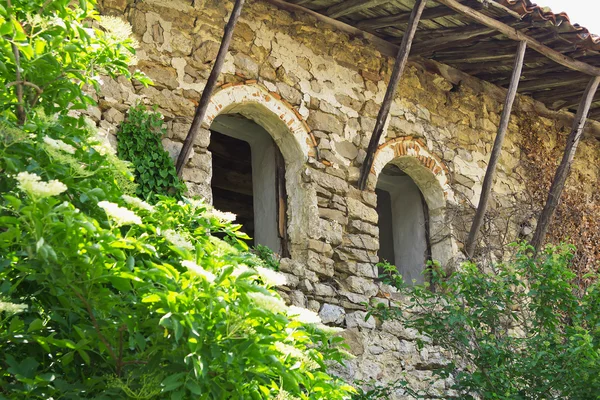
208, 114, 289, 257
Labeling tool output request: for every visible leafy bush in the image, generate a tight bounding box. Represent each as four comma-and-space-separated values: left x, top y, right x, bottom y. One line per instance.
117, 104, 186, 201
370, 243, 600, 399
0, 0, 355, 398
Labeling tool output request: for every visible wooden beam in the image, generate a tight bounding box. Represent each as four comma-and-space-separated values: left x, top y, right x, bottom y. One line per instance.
434, 0, 600, 76
465, 41, 527, 258
262, 0, 398, 58
518, 75, 589, 92
175, 0, 246, 176
530, 76, 600, 252
358, 0, 428, 190
325, 0, 390, 19
356, 4, 455, 30
410, 26, 497, 55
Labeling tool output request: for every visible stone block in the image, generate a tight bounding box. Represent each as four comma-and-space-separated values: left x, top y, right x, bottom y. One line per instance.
307, 110, 343, 135
347, 198, 378, 224
345, 276, 378, 297
319, 303, 345, 324
345, 311, 375, 329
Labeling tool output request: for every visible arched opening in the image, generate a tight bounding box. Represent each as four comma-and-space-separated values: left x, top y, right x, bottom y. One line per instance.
201, 83, 320, 259
209, 114, 288, 256
369, 138, 457, 276
376, 163, 431, 285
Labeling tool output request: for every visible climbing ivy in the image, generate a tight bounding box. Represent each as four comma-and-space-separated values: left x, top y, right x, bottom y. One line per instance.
117, 103, 186, 201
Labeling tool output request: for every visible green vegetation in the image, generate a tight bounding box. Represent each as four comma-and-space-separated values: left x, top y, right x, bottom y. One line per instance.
369, 244, 600, 399
117, 104, 186, 202
0, 1, 355, 398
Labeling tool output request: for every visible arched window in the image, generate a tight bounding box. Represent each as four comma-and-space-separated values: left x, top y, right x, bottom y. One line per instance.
376, 163, 431, 284
209, 114, 288, 256
200, 82, 319, 259
369, 138, 456, 282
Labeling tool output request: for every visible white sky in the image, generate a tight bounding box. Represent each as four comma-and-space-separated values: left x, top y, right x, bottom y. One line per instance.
534, 0, 600, 35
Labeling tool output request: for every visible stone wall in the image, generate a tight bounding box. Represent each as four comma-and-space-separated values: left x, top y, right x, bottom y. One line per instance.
94, 0, 600, 396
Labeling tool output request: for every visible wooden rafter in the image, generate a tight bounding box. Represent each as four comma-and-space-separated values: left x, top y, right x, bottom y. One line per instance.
465, 41, 527, 258
531, 76, 600, 251
358, 0, 429, 190
434, 0, 600, 76
325, 0, 390, 19
175, 0, 246, 175
356, 4, 455, 30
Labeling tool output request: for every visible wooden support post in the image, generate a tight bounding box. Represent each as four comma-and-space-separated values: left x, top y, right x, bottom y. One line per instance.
530, 76, 600, 252
357, 0, 428, 190
175, 0, 245, 176
465, 41, 527, 258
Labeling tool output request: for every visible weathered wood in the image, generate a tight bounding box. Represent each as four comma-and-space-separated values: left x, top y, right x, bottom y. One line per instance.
356, 4, 455, 30
262, 0, 398, 57
175, 0, 246, 176
274, 145, 290, 257
325, 0, 390, 19
410, 26, 497, 55
531, 76, 600, 252
465, 41, 527, 258
434, 0, 600, 76
518, 75, 589, 92
358, 0, 428, 190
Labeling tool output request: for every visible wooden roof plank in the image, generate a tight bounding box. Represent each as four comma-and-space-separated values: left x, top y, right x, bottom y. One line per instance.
325, 0, 391, 19
356, 4, 456, 30
435, 0, 600, 76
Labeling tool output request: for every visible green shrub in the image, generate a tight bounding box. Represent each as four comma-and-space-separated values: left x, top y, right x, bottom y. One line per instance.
0, 1, 355, 398
369, 244, 600, 399
117, 104, 186, 202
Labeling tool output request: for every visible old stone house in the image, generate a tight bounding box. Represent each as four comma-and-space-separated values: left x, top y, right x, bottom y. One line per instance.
95, 0, 600, 395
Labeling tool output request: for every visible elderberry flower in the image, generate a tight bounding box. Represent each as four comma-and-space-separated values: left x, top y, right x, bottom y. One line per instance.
122, 195, 155, 213
205, 208, 236, 223
247, 292, 287, 314
255, 266, 287, 287
0, 301, 28, 315
43, 136, 76, 154
98, 201, 142, 226
274, 342, 320, 371
16, 172, 67, 199
181, 260, 216, 282
287, 306, 322, 324
163, 229, 194, 251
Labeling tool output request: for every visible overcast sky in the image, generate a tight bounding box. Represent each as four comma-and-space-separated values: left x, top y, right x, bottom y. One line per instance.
534, 0, 600, 35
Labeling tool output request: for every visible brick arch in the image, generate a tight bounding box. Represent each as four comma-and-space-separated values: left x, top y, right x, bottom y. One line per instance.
369, 137, 457, 266
370, 137, 454, 205
204, 81, 318, 161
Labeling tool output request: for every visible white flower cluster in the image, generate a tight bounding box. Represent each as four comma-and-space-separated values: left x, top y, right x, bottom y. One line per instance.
122, 195, 155, 213
206, 208, 237, 223
230, 264, 250, 278
181, 260, 216, 282
92, 141, 116, 156
287, 305, 322, 325
98, 201, 141, 226
163, 229, 194, 251
255, 266, 287, 287
247, 292, 287, 314
274, 342, 319, 371
275, 390, 301, 400
17, 172, 67, 199
43, 136, 76, 154
0, 301, 28, 315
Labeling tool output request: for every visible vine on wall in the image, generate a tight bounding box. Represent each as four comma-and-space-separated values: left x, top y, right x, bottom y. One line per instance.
518, 113, 600, 280
117, 103, 186, 201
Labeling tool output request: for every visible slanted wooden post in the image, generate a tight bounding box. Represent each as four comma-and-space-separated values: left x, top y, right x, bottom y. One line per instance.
175, 0, 246, 176
531, 76, 600, 252
465, 41, 527, 258
358, 0, 428, 190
